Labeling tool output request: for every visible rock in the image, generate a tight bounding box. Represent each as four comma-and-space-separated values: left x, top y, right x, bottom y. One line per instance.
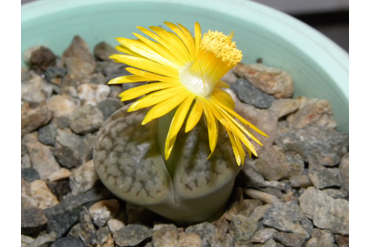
46, 94, 80, 118
262, 239, 279, 247
177, 232, 202, 247
88, 72, 107, 84
69, 160, 99, 195
22, 154, 32, 169
186, 222, 217, 247
230, 215, 259, 244
230, 78, 275, 109
21, 168, 40, 182
61, 35, 95, 86
28, 46, 56, 72
21, 102, 53, 137
46, 168, 72, 182
77, 84, 110, 106
287, 98, 337, 129
94, 42, 117, 61
152, 224, 178, 247
269, 98, 300, 118
78, 207, 98, 246
21, 179, 59, 209
96, 61, 131, 81
233, 63, 294, 98
107, 219, 125, 233
88, 199, 120, 227
56, 117, 70, 129
289, 174, 312, 188
96, 98, 124, 120
97, 226, 111, 246
252, 228, 277, 243
272, 232, 306, 247
113, 224, 152, 247
21, 197, 48, 235
308, 166, 342, 189
44, 67, 68, 85
38, 120, 58, 146
305, 229, 336, 247
244, 189, 280, 204
55, 128, 96, 165
275, 126, 349, 167
239, 159, 267, 188
21, 71, 53, 103
21, 234, 35, 246
44, 188, 105, 238
51, 146, 81, 169
223, 197, 262, 221
298, 187, 349, 235
335, 234, 349, 247
69, 105, 104, 134
49, 237, 86, 247
255, 145, 291, 181
22, 133, 61, 179
262, 201, 313, 238
29, 231, 57, 247
23, 45, 43, 64
339, 152, 349, 192
249, 204, 274, 222
322, 188, 348, 199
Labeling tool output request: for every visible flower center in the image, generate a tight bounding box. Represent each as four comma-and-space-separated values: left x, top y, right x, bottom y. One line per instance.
179, 30, 243, 98
179, 62, 213, 97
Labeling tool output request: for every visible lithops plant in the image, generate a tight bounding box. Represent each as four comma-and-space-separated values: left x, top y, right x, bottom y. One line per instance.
94, 105, 241, 223
93, 22, 266, 223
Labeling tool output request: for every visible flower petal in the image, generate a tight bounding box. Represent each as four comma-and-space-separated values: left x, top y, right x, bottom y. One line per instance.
142, 90, 191, 124
109, 54, 178, 78
185, 99, 203, 133
118, 82, 175, 101
165, 95, 195, 159
201, 99, 218, 155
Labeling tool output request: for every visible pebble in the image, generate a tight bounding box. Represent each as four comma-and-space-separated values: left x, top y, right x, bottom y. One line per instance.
305, 228, 336, 247
21, 197, 48, 235
308, 166, 342, 189
21, 179, 59, 209
21, 71, 53, 103
96, 98, 124, 120
22, 133, 61, 179
46, 168, 72, 182
244, 189, 280, 204
269, 98, 300, 118
289, 174, 312, 188
186, 222, 217, 246
21, 101, 53, 137
38, 120, 58, 146
29, 231, 57, 247
28, 46, 56, 72
152, 224, 179, 247
69, 160, 99, 195
47, 180, 71, 201
107, 218, 125, 233
272, 232, 306, 247
239, 159, 267, 188
322, 188, 348, 199
231, 78, 275, 109
251, 228, 277, 243
233, 63, 294, 98
255, 145, 291, 181
177, 232, 202, 247
263, 201, 313, 238
21, 167, 40, 182
335, 234, 349, 247
287, 98, 337, 129
50, 146, 81, 169
94, 42, 117, 61
44, 67, 68, 85
339, 152, 349, 192
69, 105, 104, 134
88, 199, 120, 227
223, 197, 262, 221
230, 215, 259, 244
275, 126, 349, 167
49, 237, 86, 247
77, 83, 110, 106
23, 45, 43, 64
46, 94, 80, 118
78, 207, 98, 246
113, 224, 152, 247
298, 187, 349, 235
221, 69, 238, 84
44, 188, 105, 238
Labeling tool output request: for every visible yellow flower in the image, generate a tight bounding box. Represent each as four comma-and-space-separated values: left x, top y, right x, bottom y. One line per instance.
108, 22, 268, 165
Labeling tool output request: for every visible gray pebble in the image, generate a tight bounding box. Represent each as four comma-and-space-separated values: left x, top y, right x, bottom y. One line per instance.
230, 215, 259, 244
38, 120, 58, 146
69, 105, 104, 134
231, 78, 275, 109
339, 152, 349, 192
49, 237, 86, 247
309, 166, 342, 189
186, 222, 217, 247
305, 228, 336, 247
21, 197, 48, 235
113, 224, 152, 247
96, 98, 124, 120
21, 168, 40, 182
21, 101, 53, 137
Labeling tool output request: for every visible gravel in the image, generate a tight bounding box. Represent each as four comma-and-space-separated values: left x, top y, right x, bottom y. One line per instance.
21, 35, 349, 247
